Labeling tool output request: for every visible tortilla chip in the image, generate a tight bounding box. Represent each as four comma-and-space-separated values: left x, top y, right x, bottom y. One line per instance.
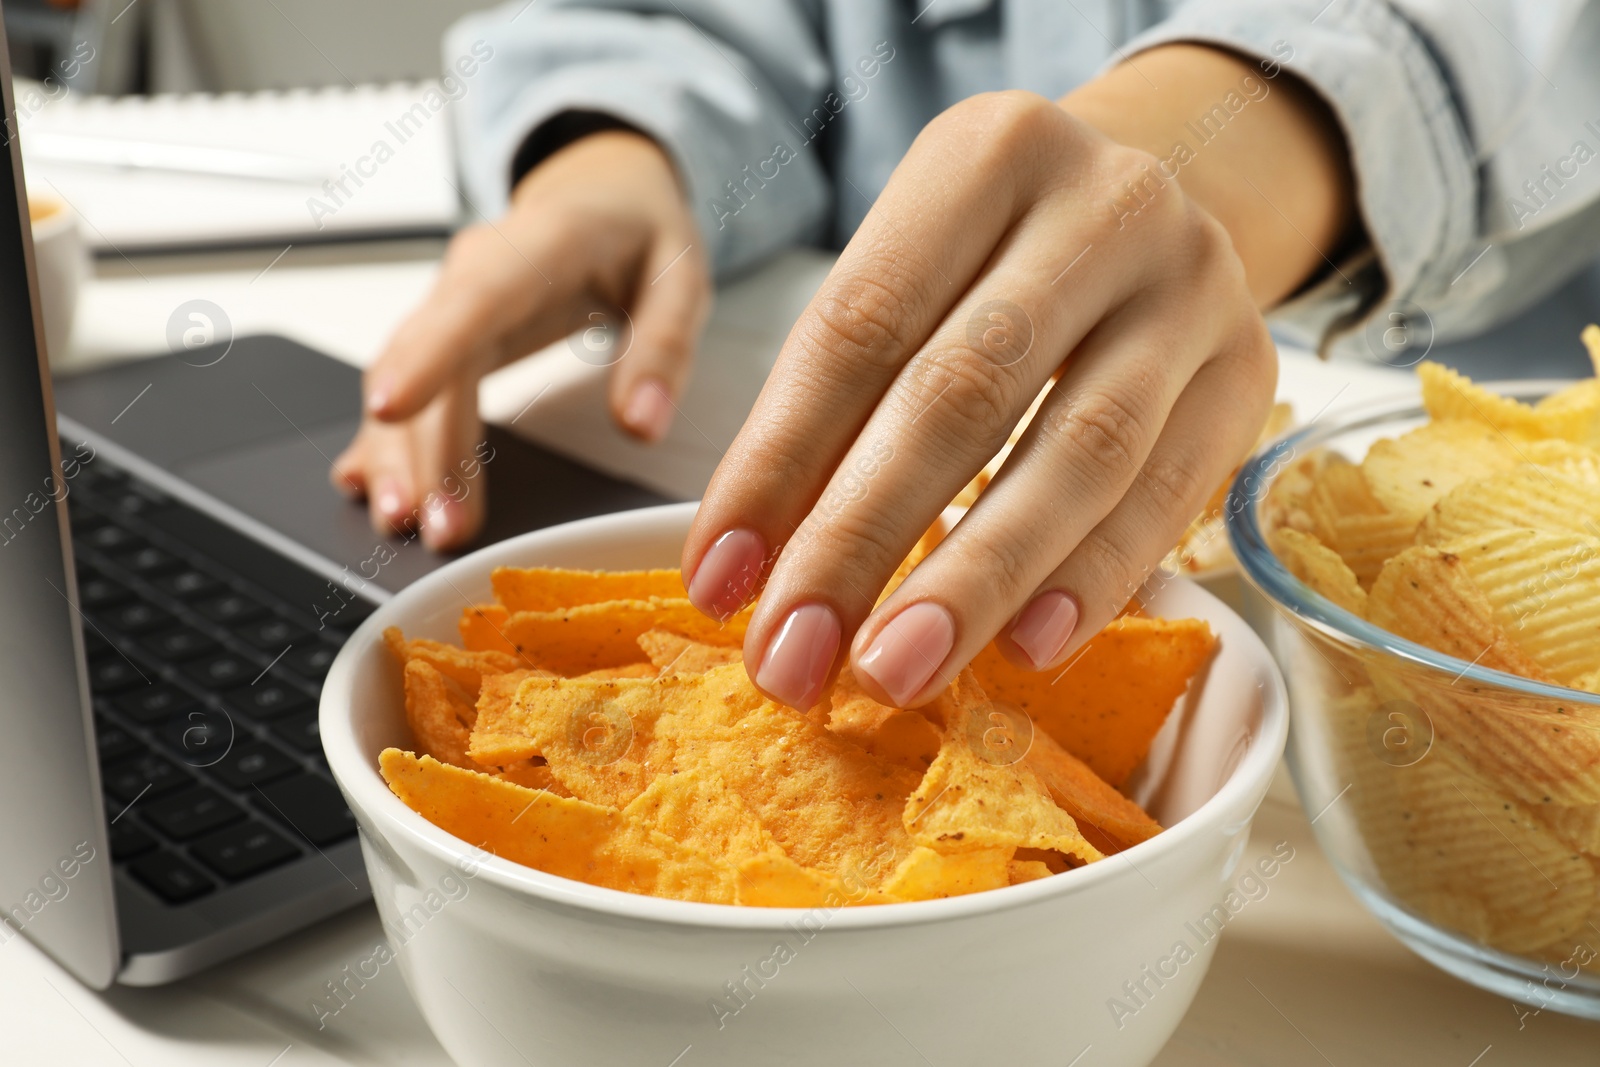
881, 845, 1013, 900
466, 598, 748, 676
378, 749, 733, 903
825, 669, 941, 773
385, 626, 529, 696
400, 659, 485, 771
1021, 729, 1163, 854
637, 628, 744, 676
491, 567, 686, 612
970, 616, 1215, 787
903, 672, 1103, 864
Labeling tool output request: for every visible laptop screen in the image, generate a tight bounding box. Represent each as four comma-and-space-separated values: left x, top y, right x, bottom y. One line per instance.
0, 14, 121, 987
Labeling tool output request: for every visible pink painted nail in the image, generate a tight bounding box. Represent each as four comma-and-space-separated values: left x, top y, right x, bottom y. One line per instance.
420, 496, 459, 550
754, 603, 840, 710
366, 374, 395, 416
624, 378, 674, 443
686, 528, 766, 621
374, 479, 406, 522
1009, 590, 1079, 669
855, 601, 955, 707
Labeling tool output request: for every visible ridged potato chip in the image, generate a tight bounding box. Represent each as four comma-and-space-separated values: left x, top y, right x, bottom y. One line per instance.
1366, 543, 1600, 805
1344, 747, 1597, 953
1417, 467, 1600, 546
1418, 360, 1593, 442
1445, 527, 1600, 686
1301, 458, 1416, 588
1361, 419, 1520, 526
1269, 526, 1368, 615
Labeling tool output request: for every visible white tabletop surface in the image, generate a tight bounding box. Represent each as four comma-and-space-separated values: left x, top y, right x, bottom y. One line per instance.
14, 239, 1599, 1065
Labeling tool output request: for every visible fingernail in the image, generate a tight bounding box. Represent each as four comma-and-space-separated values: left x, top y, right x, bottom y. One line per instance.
624, 378, 673, 443
1009, 590, 1079, 670
374, 480, 406, 522
687, 528, 766, 621
855, 601, 955, 707
420, 496, 456, 550
366, 375, 394, 416
754, 603, 840, 711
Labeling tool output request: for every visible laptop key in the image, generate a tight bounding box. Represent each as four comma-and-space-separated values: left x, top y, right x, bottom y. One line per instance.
88, 658, 148, 694
195, 593, 268, 626
237, 617, 311, 650
114, 545, 183, 576
191, 821, 300, 882
76, 571, 133, 610
143, 785, 244, 840
108, 820, 157, 861
156, 569, 220, 600
142, 627, 219, 661
223, 681, 308, 720
102, 752, 189, 802
254, 774, 356, 846
81, 524, 140, 553
286, 643, 337, 681
113, 683, 198, 724
101, 602, 174, 635
128, 851, 214, 904
207, 742, 299, 789
184, 653, 258, 689
94, 717, 143, 763
268, 709, 321, 754
160, 706, 237, 768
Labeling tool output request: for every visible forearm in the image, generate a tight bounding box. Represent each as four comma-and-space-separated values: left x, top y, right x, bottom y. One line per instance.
1059, 43, 1356, 309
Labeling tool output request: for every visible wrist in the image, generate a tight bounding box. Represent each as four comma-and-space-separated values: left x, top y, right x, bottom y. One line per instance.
1059, 44, 1356, 307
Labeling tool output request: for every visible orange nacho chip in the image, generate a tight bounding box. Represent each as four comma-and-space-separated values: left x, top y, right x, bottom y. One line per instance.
969, 616, 1216, 787
490, 566, 686, 612
378, 749, 734, 903
460, 597, 748, 675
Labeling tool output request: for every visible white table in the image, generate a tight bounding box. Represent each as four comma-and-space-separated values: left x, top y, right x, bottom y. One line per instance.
13, 240, 1598, 1065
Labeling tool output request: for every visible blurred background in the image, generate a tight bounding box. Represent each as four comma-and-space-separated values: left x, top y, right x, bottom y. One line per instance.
6, 0, 1600, 379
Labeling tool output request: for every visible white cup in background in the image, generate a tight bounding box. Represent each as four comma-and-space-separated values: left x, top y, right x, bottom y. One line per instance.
28, 193, 88, 364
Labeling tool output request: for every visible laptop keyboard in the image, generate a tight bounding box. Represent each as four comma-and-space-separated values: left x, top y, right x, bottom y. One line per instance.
67, 448, 373, 906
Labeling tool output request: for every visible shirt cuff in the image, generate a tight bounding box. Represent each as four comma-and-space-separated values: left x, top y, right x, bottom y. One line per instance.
1123, 0, 1478, 359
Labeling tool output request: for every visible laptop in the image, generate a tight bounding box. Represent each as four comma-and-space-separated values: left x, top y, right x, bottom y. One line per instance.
0, 27, 672, 987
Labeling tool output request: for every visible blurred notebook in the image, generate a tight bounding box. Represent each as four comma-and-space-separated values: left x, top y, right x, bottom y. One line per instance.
19, 81, 461, 251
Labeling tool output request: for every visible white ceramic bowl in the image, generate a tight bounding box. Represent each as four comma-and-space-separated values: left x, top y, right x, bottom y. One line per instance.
321, 502, 1288, 1067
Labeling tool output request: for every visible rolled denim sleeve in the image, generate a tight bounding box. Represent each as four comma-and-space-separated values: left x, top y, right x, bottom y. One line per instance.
443, 0, 834, 279
1126, 0, 1600, 356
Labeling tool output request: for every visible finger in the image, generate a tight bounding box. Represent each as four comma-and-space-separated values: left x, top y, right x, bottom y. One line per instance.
359, 419, 420, 540
841, 299, 1210, 707
684, 94, 1069, 622
407, 383, 489, 551
330, 430, 368, 500
998, 337, 1275, 669
608, 232, 710, 443
365, 223, 573, 422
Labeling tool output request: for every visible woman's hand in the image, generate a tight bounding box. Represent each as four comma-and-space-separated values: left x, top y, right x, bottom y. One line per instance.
683, 89, 1282, 710
332, 129, 710, 549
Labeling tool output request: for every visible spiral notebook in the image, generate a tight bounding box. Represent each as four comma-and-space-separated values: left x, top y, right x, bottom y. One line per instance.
18, 82, 462, 251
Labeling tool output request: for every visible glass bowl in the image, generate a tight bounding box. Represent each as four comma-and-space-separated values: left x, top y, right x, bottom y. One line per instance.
1226, 382, 1600, 1019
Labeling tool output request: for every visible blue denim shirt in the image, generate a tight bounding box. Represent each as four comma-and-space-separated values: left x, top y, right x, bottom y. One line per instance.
444, 0, 1600, 360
